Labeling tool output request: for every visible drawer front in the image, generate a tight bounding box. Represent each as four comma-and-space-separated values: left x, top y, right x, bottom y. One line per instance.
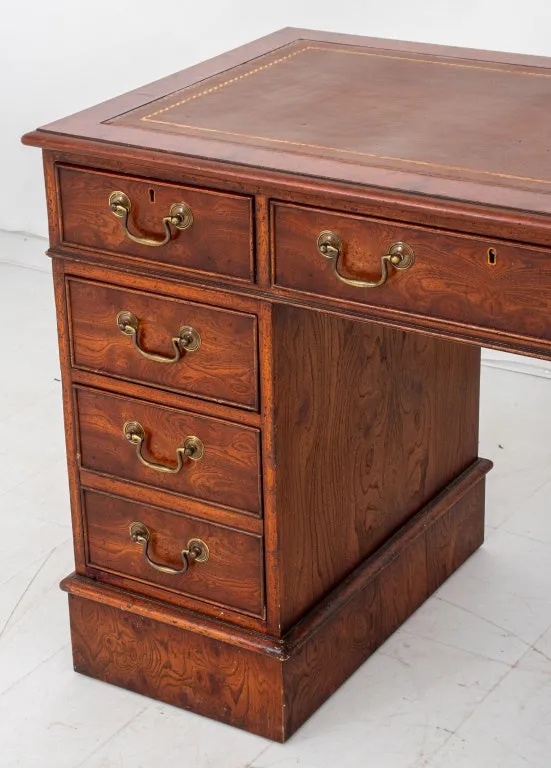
75, 388, 262, 515
68, 278, 258, 410
83, 489, 264, 616
58, 165, 254, 281
273, 202, 551, 342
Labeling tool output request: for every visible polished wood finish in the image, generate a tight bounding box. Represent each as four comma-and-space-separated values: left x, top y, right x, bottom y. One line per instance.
24, 27, 551, 742
281, 460, 488, 737
271, 304, 480, 630
67, 277, 258, 409
67, 593, 283, 738
64, 457, 490, 741
273, 202, 551, 343
83, 489, 264, 616
25, 29, 551, 214
75, 387, 262, 515
58, 165, 254, 282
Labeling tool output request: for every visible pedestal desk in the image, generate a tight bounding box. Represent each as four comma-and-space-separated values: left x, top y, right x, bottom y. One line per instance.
23, 28, 551, 741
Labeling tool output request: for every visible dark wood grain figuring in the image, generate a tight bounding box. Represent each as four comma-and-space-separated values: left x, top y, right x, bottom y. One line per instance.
75, 387, 262, 515
67, 277, 258, 410
63, 459, 489, 653
26, 27, 547, 743
72, 369, 261, 428
53, 244, 551, 362
63, 458, 489, 741
52, 244, 551, 362
62, 252, 262, 314
58, 165, 254, 282
80, 471, 263, 535
46, 148, 551, 249
282, 463, 488, 738
272, 303, 480, 630
48, 198, 551, 363
62, 573, 283, 655
257, 302, 281, 635
255, 195, 271, 289
273, 202, 551, 345
46, 165, 551, 362
82, 489, 264, 616
52, 259, 87, 571
67, 594, 284, 740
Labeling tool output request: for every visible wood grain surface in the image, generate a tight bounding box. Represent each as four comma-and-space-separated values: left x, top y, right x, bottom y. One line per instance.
83, 488, 264, 616
273, 201, 551, 344
68, 594, 284, 739
75, 387, 262, 515
64, 458, 488, 741
27, 26, 544, 742
42, 151, 551, 361
271, 303, 480, 630
281, 463, 488, 737
67, 277, 258, 409
58, 165, 254, 281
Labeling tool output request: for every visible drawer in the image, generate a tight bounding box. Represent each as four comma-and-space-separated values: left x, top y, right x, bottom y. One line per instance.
67, 278, 258, 410
273, 202, 551, 342
58, 165, 254, 281
75, 387, 262, 515
83, 489, 264, 616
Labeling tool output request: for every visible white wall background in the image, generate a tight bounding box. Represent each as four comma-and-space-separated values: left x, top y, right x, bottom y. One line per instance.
1, 0, 550, 375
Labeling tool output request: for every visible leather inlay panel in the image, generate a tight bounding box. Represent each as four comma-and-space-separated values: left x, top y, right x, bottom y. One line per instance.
112, 41, 551, 190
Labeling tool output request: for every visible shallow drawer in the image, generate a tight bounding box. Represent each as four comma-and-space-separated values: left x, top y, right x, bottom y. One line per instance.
83, 489, 264, 616
272, 202, 551, 342
68, 278, 258, 410
75, 387, 262, 515
58, 165, 254, 281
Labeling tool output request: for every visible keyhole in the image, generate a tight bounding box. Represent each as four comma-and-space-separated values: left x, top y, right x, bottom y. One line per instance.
148, 188, 155, 203
487, 247, 497, 266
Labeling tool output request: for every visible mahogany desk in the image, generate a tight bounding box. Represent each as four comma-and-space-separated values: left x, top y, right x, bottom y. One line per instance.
23, 28, 551, 741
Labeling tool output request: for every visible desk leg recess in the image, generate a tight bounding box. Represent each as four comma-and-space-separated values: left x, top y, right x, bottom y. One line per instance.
60, 303, 490, 742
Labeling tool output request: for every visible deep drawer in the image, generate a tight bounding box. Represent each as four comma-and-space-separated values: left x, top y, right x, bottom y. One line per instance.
58, 165, 254, 281
67, 277, 258, 410
75, 387, 262, 515
272, 201, 551, 343
83, 489, 264, 616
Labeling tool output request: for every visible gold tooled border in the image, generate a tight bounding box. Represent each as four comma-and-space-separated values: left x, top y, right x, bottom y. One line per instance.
139, 44, 551, 186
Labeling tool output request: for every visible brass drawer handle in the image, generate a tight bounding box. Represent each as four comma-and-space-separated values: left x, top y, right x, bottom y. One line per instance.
109, 191, 193, 247
129, 521, 209, 575
116, 310, 201, 363
123, 420, 205, 473
317, 230, 414, 288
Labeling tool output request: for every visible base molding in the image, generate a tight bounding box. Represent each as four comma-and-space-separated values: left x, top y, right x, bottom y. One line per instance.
62, 458, 491, 742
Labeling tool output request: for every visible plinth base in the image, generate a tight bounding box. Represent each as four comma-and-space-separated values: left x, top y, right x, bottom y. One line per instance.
61, 458, 490, 742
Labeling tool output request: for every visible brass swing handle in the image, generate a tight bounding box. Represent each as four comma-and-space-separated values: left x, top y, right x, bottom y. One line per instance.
123, 420, 205, 474
317, 230, 414, 288
129, 522, 209, 575
116, 311, 201, 364
109, 191, 193, 247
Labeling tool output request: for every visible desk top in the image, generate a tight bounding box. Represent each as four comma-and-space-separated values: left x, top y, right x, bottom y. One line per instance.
25, 28, 551, 215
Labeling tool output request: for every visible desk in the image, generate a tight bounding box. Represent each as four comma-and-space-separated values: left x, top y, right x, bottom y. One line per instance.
23, 28, 551, 741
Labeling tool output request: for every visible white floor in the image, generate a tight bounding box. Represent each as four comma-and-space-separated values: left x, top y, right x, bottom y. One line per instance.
1, 231, 550, 768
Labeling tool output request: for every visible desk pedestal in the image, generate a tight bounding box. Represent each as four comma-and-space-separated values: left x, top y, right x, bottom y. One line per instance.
61, 305, 490, 741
